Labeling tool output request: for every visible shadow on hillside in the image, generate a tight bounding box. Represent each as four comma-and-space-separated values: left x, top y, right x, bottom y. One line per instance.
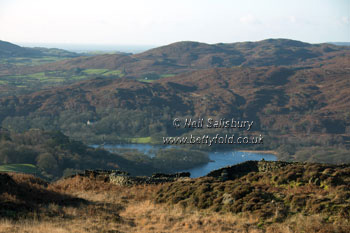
0, 173, 88, 219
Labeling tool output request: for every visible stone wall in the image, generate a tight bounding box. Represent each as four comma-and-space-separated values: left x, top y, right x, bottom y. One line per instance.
67, 170, 191, 186
109, 174, 189, 186
68, 161, 300, 186
206, 160, 297, 180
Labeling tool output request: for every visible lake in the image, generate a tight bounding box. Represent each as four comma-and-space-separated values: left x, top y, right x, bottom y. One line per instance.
92, 144, 277, 177
179, 150, 276, 177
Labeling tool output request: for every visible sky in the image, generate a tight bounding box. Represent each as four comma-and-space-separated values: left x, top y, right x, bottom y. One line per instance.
0, 0, 349, 47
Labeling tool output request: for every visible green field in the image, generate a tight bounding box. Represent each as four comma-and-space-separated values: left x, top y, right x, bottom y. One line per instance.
137, 73, 176, 83
0, 56, 67, 66
103, 70, 124, 77
5, 72, 66, 84
160, 73, 176, 78
0, 164, 41, 175
128, 137, 153, 143
82, 69, 110, 75
71, 75, 88, 80
137, 78, 156, 83
0, 68, 124, 95
82, 69, 124, 77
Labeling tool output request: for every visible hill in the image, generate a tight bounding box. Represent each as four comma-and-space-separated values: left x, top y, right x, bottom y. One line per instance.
0, 39, 349, 164
1, 161, 350, 232
0, 38, 348, 98
329, 42, 350, 46
0, 40, 78, 58
0, 54, 349, 162
0, 41, 41, 58
157, 160, 350, 225
0, 164, 41, 175
2, 38, 348, 79
0, 40, 81, 89
28, 47, 79, 58
0, 129, 210, 180
0, 38, 347, 98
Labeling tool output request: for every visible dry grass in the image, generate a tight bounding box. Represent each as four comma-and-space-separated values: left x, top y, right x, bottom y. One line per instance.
1, 172, 350, 232
266, 215, 350, 233
1, 200, 349, 233
119, 200, 261, 233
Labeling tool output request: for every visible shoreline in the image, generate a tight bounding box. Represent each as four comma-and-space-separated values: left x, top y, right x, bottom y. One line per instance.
91, 143, 280, 156
238, 150, 279, 156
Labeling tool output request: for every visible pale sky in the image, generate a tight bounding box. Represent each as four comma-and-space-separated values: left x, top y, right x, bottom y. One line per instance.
0, 0, 349, 46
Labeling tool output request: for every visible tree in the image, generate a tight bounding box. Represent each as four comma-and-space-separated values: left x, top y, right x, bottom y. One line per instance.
36, 153, 58, 174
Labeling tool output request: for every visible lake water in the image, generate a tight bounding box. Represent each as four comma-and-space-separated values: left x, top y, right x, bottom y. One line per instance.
92, 144, 276, 177
179, 150, 276, 177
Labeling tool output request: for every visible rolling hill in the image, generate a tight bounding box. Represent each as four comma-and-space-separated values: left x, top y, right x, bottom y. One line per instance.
0, 53, 349, 162
0, 38, 349, 163
0, 40, 79, 58
1, 39, 348, 79
1, 54, 349, 128
0, 39, 350, 232
0, 40, 41, 58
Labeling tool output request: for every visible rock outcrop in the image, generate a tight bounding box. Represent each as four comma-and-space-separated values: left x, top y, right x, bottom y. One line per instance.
206, 160, 297, 180
67, 170, 191, 186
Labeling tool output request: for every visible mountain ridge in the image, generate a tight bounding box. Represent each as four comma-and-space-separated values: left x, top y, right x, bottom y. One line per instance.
1, 38, 348, 78
0, 55, 349, 157
0, 40, 79, 58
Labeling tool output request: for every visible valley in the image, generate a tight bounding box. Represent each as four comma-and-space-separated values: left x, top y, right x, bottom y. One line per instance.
0, 38, 349, 232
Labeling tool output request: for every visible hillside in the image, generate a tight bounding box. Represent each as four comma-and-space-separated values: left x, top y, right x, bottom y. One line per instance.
0, 129, 210, 180
0, 40, 81, 92
0, 41, 41, 58
135, 39, 331, 67
1, 55, 349, 120
0, 129, 141, 180
0, 53, 349, 162
0, 39, 349, 165
0, 39, 348, 99
1, 39, 348, 79
1, 161, 349, 232
329, 42, 350, 46
0, 40, 78, 59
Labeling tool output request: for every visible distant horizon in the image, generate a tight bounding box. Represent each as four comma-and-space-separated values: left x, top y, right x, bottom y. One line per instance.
0, 0, 348, 46
16, 42, 158, 53
13, 38, 350, 53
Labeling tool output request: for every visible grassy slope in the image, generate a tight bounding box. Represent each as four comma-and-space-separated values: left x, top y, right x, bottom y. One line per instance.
0, 68, 124, 97
1, 162, 349, 232
0, 56, 65, 66
128, 137, 152, 143
0, 164, 40, 174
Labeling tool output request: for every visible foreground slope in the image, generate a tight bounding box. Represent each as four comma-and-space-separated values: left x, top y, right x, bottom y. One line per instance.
0, 161, 349, 232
